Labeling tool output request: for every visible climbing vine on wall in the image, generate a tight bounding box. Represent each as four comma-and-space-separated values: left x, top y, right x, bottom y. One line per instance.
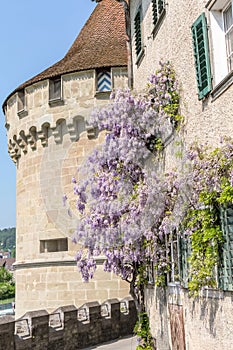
66, 62, 181, 311
134, 311, 154, 350
181, 139, 233, 293
65, 60, 233, 307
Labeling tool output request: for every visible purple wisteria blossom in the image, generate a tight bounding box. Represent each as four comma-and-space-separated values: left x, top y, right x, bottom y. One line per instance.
69, 62, 182, 307
67, 62, 233, 300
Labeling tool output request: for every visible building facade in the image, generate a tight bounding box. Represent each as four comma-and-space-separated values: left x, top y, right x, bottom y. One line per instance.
3, 0, 130, 318
130, 0, 233, 349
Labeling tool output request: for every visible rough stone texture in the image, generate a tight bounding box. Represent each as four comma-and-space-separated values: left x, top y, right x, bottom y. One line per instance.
15, 265, 129, 317
5, 67, 129, 319
0, 298, 137, 350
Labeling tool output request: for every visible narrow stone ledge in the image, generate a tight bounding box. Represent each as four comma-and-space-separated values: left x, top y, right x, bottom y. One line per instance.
14, 258, 106, 270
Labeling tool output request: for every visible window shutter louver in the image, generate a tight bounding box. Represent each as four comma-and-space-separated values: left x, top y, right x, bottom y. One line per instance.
191, 13, 212, 99
158, 0, 164, 14
134, 9, 142, 57
152, 0, 158, 26
219, 206, 233, 291
152, 0, 165, 26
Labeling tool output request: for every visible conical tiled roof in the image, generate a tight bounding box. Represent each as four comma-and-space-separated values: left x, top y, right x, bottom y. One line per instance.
4, 0, 127, 103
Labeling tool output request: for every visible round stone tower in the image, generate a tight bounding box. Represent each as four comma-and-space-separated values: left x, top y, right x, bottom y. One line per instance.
3, 0, 129, 318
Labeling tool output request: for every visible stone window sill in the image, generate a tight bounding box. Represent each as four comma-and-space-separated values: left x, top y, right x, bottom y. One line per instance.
49, 98, 64, 107
95, 90, 111, 99
17, 109, 28, 118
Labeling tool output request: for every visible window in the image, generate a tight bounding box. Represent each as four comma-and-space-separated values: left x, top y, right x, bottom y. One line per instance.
134, 7, 143, 58
96, 69, 111, 92
191, 13, 212, 99
208, 0, 233, 88
17, 90, 28, 117
40, 238, 68, 253
219, 205, 233, 291
224, 2, 233, 71
163, 231, 181, 286
49, 77, 62, 103
178, 206, 233, 291
179, 236, 191, 288
152, 0, 165, 27
152, 231, 181, 287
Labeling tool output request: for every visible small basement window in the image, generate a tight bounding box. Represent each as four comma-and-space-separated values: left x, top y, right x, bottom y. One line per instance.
40, 238, 68, 253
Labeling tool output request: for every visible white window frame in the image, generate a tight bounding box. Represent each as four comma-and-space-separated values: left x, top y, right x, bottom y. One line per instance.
209, 0, 233, 85
223, 2, 233, 70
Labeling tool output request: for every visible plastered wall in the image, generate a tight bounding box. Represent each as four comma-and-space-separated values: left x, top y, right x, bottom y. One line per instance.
131, 1, 233, 349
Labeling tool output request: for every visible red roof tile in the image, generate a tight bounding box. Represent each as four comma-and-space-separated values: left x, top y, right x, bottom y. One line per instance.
3, 0, 127, 105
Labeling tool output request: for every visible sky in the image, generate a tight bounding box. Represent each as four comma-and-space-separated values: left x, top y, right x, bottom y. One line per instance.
0, 0, 96, 229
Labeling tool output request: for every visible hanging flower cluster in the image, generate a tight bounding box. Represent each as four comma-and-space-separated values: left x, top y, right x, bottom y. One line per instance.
68, 62, 181, 294
64, 59, 233, 298
148, 61, 181, 127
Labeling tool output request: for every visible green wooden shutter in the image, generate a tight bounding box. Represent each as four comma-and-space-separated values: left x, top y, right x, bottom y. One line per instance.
158, 0, 164, 16
152, 0, 158, 26
191, 13, 212, 99
219, 206, 233, 291
134, 8, 142, 57
152, 0, 165, 26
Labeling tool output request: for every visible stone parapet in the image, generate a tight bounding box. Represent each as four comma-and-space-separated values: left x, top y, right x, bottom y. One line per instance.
4, 68, 128, 164
7, 116, 96, 163
0, 298, 137, 350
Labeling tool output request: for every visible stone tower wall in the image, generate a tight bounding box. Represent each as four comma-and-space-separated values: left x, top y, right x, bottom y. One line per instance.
4, 68, 129, 318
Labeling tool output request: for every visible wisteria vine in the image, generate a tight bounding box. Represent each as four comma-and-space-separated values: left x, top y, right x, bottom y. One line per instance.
67, 62, 181, 305
65, 61, 233, 303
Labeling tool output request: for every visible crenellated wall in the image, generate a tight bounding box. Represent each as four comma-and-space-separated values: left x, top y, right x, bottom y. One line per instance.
0, 298, 137, 350
5, 69, 128, 164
